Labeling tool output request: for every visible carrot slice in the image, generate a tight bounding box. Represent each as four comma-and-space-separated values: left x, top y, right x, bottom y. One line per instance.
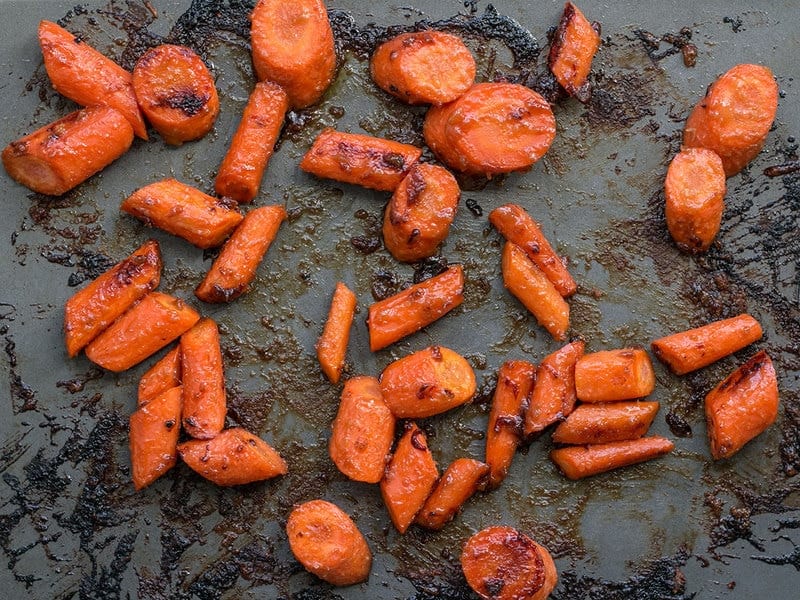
551, 401, 660, 445
129, 386, 182, 490
651, 313, 763, 375
195, 205, 286, 302
181, 318, 227, 440
550, 436, 674, 479
574, 347, 655, 402
416, 458, 489, 530
64, 239, 161, 358
422, 99, 464, 172
548, 2, 601, 102
316, 282, 357, 384
138, 345, 181, 407
367, 265, 464, 351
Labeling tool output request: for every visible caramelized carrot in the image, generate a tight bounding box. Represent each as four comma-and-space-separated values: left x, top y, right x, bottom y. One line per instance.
38, 20, 147, 139
250, 0, 336, 109
380, 422, 439, 534
550, 436, 674, 479
85, 292, 200, 372
551, 401, 660, 445
574, 348, 655, 402
370, 31, 476, 106
64, 239, 161, 358
367, 265, 464, 351
214, 81, 289, 203
181, 318, 226, 440
316, 282, 357, 384
286, 500, 372, 586
132, 44, 219, 145
502, 242, 570, 341
422, 99, 463, 172
548, 2, 601, 102
121, 179, 243, 249
137, 345, 181, 406
651, 314, 763, 376
379, 346, 476, 418
2, 106, 133, 196
129, 386, 182, 490
705, 350, 779, 460
416, 458, 489, 530
195, 205, 286, 302
178, 427, 287, 486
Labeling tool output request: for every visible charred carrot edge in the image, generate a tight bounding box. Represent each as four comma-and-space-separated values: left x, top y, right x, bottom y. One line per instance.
316, 282, 358, 384
138, 346, 182, 407
574, 347, 655, 402
548, 2, 601, 102
551, 401, 660, 445
64, 239, 161, 358
195, 205, 286, 302
550, 436, 674, 479
2, 106, 134, 196
300, 128, 423, 192
651, 314, 763, 375
367, 265, 464, 351
181, 318, 226, 440
129, 386, 182, 490
416, 458, 489, 531
85, 292, 200, 372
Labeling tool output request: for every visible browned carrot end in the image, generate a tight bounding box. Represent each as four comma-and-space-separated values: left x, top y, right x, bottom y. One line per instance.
181, 318, 227, 440
138, 345, 182, 406
316, 282, 358, 384
551, 401, 660, 445
574, 347, 655, 402
415, 458, 489, 531
550, 436, 674, 480
548, 2, 601, 102
129, 386, 182, 490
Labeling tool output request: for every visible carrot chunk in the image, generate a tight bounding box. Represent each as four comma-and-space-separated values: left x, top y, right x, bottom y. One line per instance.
550, 436, 674, 479
574, 348, 655, 402
551, 401, 660, 445
416, 458, 489, 530
129, 386, 182, 490
316, 282, 357, 384
181, 318, 226, 440
548, 2, 601, 102
524, 339, 584, 437
138, 345, 181, 406
422, 99, 464, 172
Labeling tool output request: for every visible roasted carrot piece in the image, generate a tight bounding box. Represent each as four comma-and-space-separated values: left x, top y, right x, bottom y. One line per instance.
367, 265, 464, 351
524, 340, 585, 437
132, 44, 219, 145
416, 458, 489, 530
214, 81, 289, 203
380, 422, 439, 534
550, 436, 674, 479
574, 347, 655, 402
705, 350, 779, 460
195, 205, 286, 302
121, 179, 243, 249
2, 106, 133, 196
286, 499, 372, 586
485, 360, 536, 489
422, 99, 464, 172
316, 282, 357, 384
250, 0, 336, 109
548, 2, 601, 102
138, 345, 181, 407
129, 386, 182, 490
180, 318, 226, 440
370, 31, 476, 106
551, 401, 660, 445
85, 292, 200, 372
379, 346, 476, 419
300, 128, 423, 192
178, 427, 287, 486
490, 203, 577, 297
502, 242, 570, 341
38, 20, 147, 139
461, 526, 558, 600
64, 239, 161, 358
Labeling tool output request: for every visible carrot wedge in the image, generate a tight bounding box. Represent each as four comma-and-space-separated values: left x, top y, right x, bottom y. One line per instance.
550, 436, 674, 479
138, 345, 181, 407
181, 318, 226, 440
524, 339, 584, 437
316, 282, 357, 384
574, 347, 655, 402
552, 401, 660, 445
416, 458, 489, 530
548, 2, 601, 102
129, 386, 182, 490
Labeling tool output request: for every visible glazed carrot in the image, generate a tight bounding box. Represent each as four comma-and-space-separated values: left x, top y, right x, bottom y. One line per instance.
524, 340, 585, 437
214, 81, 289, 203
85, 292, 200, 372
370, 31, 476, 106
129, 386, 182, 490
367, 265, 464, 351
316, 282, 357, 384
574, 348, 655, 402
379, 346, 476, 418
551, 401, 660, 445
38, 20, 147, 139
502, 242, 569, 341
550, 436, 674, 479
548, 2, 601, 102
683, 63, 779, 177
286, 500, 372, 586
132, 44, 219, 145
300, 128, 423, 192
461, 526, 558, 600
382, 163, 460, 262
705, 350, 779, 460
178, 427, 287, 486
2, 106, 133, 196
195, 205, 286, 302
181, 318, 226, 440
137, 345, 181, 406
250, 0, 336, 109
64, 239, 161, 358
486, 360, 536, 489
490, 203, 577, 297
380, 422, 439, 534
422, 99, 463, 173
651, 314, 763, 375
416, 458, 489, 530
121, 179, 243, 249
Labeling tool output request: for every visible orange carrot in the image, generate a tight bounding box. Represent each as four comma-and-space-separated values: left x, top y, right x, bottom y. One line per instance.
548, 2, 601, 102
180, 318, 226, 440
415, 458, 489, 530
129, 386, 182, 490
550, 436, 674, 479
316, 282, 357, 384
422, 98, 463, 172
137, 345, 181, 407
574, 348, 655, 402
551, 401, 660, 445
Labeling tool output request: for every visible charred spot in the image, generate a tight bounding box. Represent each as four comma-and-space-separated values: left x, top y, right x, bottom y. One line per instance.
764, 161, 800, 177
666, 412, 693, 438
681, 43, 697, 67
413, 257, 449, 283
160, 89, 209, 116
371, 269, 401, 300
465, 197, 483, 217
405, 166, 426, 205
416, 383, 433, 400
430, 346, 443, 360
350, 235, 381, 254
381, 152, 407, 172
410, 428, 428, 451
164, 420, 176, 430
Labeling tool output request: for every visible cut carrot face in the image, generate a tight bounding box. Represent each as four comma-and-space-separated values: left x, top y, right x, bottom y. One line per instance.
195, 205, 286, 302
370, 30, 475, 106
548, 2, 601, 102
181, 318, 227, 440
138, 345, 181, 407
129, 386, 182, 490
379, 346, 476, 418
2, 106, 134, 196
316, 282, 357, 384
705, 350, 779, 460
416, 458, 489, 531
551, 401, 660, 445
64, 239, 161, 358
367, 265, 464, 351
422, 99, 464, 173
574, 347, 655, 402
38, 20, 147, 139
550, 436, 674, 479
121, 179, 243, 249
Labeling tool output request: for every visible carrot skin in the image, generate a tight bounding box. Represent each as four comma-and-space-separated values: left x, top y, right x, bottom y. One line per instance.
552, 401, 660, 445
574, 347, 655, 402
548, 2, 601, 102
316, 282, 358, 384
129, 386, 182, 490
416, 458, 489, 530
181, 318, 227, 440
138, 345, 182, 406
550, 436, 674, 479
